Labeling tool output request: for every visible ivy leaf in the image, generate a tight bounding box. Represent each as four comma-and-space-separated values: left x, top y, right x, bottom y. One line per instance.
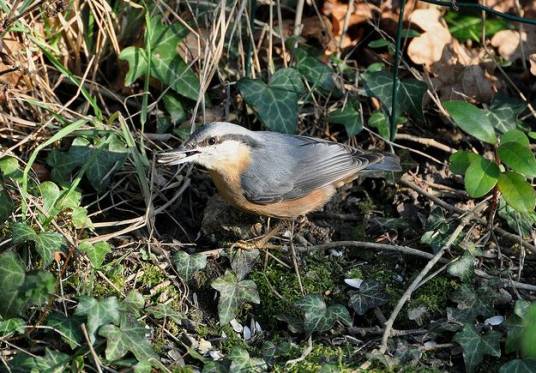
229, 248, 260, 280
454, 324, 501, 373
46, 136, 129, 192
99, 320, 161, 368
294, 48, 336, 93
228, 347, 267, 373
12, 222, 65, 266
75, 296, 120, 343
295, 295, 331, 333
47, 312, 83, 349
498, 142, 536, 177
449, 284, 496, 321
34, 232, 64, 267
119, 47, 148, 85
79, 241, 111, 269
39, 181, 61, 215
238, 68, 304, 133
497, 172, 536, 213
348, 280, 389, 315
499, 359, 536, 373
522, 304, 536, 358
211, 271, 260, 325
326, 304, 353, 327
449, 150, 480, 175
9, 348, 70, 373
173, 251, 207, 281
329, 103, 363, 136
368, 110, 391, 140
163, 93, 186, 124
464, 157, 500, 198
12, 222, 65, 267
447, 251, 475, 280
22, 271, 55, 306
443, 100, 497, 144
363, 70, 427, 122
486, 94, 526, 133
0, 318, 25, 336
0, 252, 26, 317
147, 303, 184, 325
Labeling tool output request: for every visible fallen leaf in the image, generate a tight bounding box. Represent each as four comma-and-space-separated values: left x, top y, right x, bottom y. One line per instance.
491, 27, 536, 62
408, 9, 452, 67
530, 54, 536, 75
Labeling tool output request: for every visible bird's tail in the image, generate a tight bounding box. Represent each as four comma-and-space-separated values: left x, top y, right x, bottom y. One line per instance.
366, 153, 401, 172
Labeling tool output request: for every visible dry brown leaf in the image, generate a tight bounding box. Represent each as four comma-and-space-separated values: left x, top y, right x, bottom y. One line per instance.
482, 0, 517, 12
0, 34, 24, 86
530, 54, 536, 75
407, 8, 452, 68
491, 27, 536, 62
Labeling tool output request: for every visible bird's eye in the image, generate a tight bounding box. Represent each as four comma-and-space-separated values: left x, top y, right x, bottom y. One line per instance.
208, 137, 217, 146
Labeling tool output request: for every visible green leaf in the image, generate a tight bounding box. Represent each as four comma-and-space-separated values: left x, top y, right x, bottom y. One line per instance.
79, 241, 111, 269
294, 48, 336, 93
71, 206, 92, 229
173, 251, 207, 281
501, 129, 530, 147
163, 93, 186, 124
151, 53, 200, 101
487, 94, 527, 133
445, 11, 508, 42
99, 320, 162, 368
0, 252, 26, 317
368, 111, 390, 140
329, 103, 363, 136
498, 142, 536, 177
47, 312, 83, 349
23, 271, 55, 306
0, 187, 14, 223
228, 347, 268, 373
229, 248, 260, 280
443, 100, 497, 144
0, 318, 25, 336
34, 232, 64, 267
75, 296, 120, 343
326, 303, 353, 327
119, 46, 148, 85
499, 359, 536, 373
522, 304, 536, 358
464, 157, 500, 198
146, 16, 189, 60
497, 172, 536, 213
9, 348, 70, 373
453, 324, 501, 373
295, 295, 331, 333
362, 70, 427, 122
147, 303, 184, 325
47, 135, 129, 192
449, 150, 480, 175
238, 68, 303, 133
447, 251, 475, 279
39, 181, 61, 214
211, 271, 260, 324
348, 280, 388, 315
0, 156, 23, 180
12, 222, 38, 243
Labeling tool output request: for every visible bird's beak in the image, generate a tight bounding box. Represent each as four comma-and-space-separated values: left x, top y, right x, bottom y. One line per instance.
158, 146, 201, 165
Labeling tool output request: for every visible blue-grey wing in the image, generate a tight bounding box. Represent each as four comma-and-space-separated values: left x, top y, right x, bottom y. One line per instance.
240, 134, 383, 204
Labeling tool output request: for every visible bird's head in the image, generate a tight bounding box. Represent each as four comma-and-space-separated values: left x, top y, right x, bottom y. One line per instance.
158, 122, 259, 170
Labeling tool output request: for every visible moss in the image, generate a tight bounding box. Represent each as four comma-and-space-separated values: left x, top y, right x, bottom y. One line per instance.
92, 265, 126, 297
250, 254, 343, 327
412, 277, 459, 314
140, 263, 166, 288
219, 324, 249, 353
272, 343, 357, 372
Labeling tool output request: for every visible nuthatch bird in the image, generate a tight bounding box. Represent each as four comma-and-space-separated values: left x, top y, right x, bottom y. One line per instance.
159, 122, 400, 222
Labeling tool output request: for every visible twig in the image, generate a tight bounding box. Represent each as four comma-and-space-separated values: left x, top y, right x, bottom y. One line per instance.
81, 323, 103, 373
395, 133, 455, 154
379, 203, 485, 353
400, 175, 536, 254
